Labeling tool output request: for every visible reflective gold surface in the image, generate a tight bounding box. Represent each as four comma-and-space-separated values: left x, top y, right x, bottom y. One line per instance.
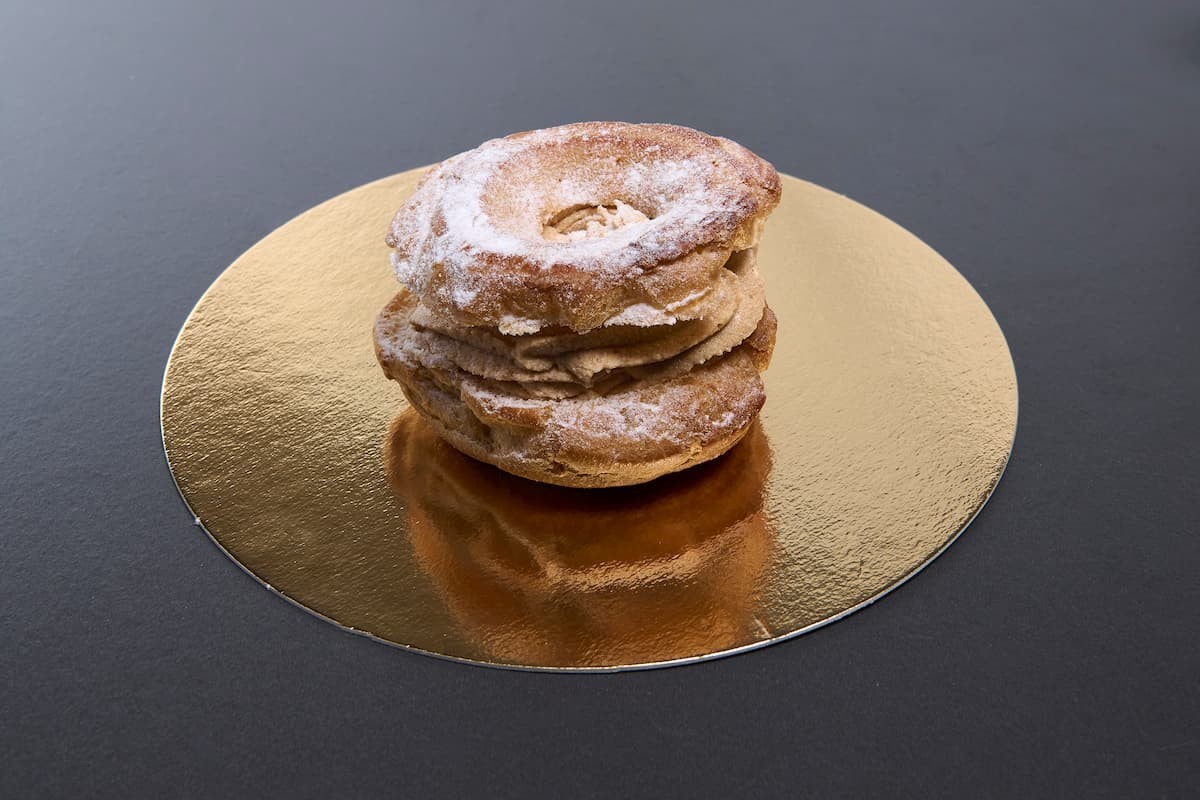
389, 414, 775, 666
161, 169, 1017, 670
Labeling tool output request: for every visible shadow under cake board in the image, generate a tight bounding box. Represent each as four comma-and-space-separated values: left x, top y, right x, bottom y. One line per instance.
161, 168, 1017, 671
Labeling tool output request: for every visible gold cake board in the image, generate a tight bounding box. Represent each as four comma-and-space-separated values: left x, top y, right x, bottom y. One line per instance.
161, 169, 1017, 671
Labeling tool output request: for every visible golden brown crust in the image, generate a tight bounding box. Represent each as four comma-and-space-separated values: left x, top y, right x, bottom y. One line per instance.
376, 308, 778, 488
387, 122, 781, 333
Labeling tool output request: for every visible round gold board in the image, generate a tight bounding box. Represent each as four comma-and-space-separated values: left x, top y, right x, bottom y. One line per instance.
161, 168, 1017, 671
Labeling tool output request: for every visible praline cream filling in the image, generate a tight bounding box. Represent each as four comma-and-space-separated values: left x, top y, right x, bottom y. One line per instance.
490, 248, 747, 335
379, 248, 763, 399
542, 200, 651, 242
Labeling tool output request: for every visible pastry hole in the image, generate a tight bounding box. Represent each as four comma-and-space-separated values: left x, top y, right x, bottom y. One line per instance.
542, 200, 651, 242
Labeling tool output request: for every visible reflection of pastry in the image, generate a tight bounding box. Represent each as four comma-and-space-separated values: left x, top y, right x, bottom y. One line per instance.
385, 412, 775, 667
375, 122, 781, 488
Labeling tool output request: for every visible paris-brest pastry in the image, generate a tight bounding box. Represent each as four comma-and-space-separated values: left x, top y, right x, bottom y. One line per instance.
375, 122, 781, 487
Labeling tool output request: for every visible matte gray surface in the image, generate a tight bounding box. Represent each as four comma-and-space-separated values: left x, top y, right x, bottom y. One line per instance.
2, 1, 1197, 796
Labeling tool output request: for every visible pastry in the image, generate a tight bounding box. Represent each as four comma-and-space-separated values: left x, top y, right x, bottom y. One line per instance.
375, 122, 781, 487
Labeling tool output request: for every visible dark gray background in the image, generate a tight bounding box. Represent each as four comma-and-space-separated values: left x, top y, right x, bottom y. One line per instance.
3, 1, 1197, 796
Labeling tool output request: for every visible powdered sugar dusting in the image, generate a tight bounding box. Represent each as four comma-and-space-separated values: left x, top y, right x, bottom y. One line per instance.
542, 377, 747, 447
387, 123, 777, 317
552, 398, 665, 439
497, 314, 543, 335
433, 153, 713, 268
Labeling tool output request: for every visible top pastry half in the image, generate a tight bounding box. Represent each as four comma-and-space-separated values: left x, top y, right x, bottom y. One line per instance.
386, 122, 781, 334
